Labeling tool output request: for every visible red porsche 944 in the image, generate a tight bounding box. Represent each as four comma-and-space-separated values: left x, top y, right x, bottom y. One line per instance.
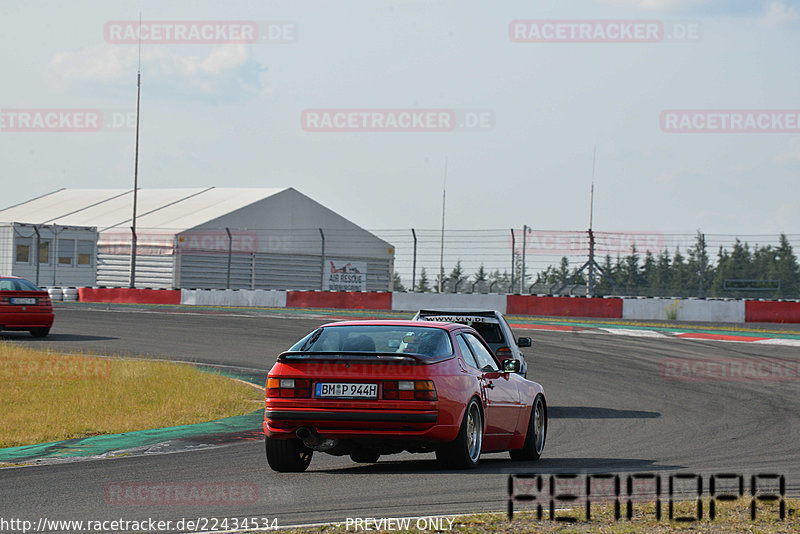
263, 320, 546, 472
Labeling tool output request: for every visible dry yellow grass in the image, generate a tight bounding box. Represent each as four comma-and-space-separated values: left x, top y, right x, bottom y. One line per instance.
0, 342, 263, 448
277, 499, 798, 533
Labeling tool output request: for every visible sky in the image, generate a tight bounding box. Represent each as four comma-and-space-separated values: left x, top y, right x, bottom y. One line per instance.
1, 0, 799, 235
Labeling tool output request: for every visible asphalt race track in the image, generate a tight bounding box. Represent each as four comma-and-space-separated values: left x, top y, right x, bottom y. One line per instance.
1, 304, 799, 531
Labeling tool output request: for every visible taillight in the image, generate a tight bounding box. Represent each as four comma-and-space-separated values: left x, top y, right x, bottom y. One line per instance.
383, 380, 437, 401
267, 377, 311, 398
40, 297, 51, 306
496, 347, 511, 358
0, 296, 8, 305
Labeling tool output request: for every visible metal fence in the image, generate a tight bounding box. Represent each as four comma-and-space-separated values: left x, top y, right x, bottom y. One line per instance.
48, 225, 797, 297
372, 229, 800, 299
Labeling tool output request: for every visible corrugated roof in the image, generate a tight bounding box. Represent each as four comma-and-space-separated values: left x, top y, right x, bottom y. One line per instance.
0, 188, 288, 232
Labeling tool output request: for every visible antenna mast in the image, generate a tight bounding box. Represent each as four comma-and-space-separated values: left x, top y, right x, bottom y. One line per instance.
129, 13, 142, 288
438, 157, 447, 293
587, 145, 596, 296
553, 145, 620, 297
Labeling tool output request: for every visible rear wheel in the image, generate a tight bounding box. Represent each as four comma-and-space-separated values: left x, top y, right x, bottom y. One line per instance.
29, 327, 50, 338
349, 451, 380, 463
436, 399, 482, 469
510, 394, 546, 461
265, 437, 313, 472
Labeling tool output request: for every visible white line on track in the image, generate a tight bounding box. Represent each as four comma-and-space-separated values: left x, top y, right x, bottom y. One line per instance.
754, 338, 800, 347
598, 328, 669, 338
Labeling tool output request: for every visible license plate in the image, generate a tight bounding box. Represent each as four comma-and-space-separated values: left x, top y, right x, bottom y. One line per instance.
315, 383, 378, 399
11, 298, 36, 305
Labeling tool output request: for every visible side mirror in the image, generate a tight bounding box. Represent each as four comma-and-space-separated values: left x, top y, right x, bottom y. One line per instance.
503, 359, 522, 373
517, 337, 532, 348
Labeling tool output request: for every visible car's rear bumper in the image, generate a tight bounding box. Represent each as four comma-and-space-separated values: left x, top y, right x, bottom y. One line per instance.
0, 311, 54, 329
265, 410, 437, 423
263, 403, 458, 442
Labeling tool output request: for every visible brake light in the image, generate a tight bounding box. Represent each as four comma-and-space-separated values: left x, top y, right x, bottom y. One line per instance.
267, 377, 311, 398
0, 296, 8, 304
383, 380, 437, 401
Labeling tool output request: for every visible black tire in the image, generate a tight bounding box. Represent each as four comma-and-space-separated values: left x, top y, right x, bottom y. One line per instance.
265, 437, 313, 472
349, 451, 380, 463
510, 394, 546, 461
436, 399, 483, 469
29, 327, 50, 338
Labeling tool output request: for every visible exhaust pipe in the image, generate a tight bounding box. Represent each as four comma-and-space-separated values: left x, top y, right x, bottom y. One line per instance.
296, 427, 338, 451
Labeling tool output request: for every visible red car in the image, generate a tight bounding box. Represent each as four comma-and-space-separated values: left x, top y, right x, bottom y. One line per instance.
263, 320, 546, 472
0, 276, 54, 338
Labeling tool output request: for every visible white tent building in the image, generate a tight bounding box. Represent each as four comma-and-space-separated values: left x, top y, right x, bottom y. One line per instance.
0, 188, 394, 290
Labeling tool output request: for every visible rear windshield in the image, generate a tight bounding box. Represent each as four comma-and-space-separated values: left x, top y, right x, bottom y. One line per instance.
0, 278, 42, 291
289, 325, 453, 358
470, 322, 504, 344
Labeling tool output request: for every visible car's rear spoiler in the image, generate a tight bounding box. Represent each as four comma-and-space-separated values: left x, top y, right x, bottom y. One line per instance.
277, 351, 446, 364
416, 309, 500, 324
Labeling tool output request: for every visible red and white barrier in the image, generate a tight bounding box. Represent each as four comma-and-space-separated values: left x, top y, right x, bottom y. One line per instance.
508, 295, 623, 318
67, 288, 800, 324
622, 298, 745, 323
78, 287, 181, 305
745, 300, 800, 324
286, 291, 392, 310
392, 292, 507, 313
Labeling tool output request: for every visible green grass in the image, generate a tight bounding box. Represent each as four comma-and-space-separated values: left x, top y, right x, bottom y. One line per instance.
0, 342, 263, 448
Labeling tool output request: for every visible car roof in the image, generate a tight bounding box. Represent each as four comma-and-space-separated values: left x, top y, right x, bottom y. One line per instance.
320, 319, 461, 330
0, 276, 23, 280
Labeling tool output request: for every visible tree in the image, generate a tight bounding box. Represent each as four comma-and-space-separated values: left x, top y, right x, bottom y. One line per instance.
392, 272, 406, 292
620, 245, 642, 294
416, 267, 430, 293
687, 231, 712, 297
729, 240, 754, 280
557, 257, 570, 284
641, 250, 656, 296
488, 269, 510, 293
773, 233, 800, 297
670, 248, 690, 295
710, 246, 731, 297
447, 260, 468, 293
651, 249, 671, 295
511, 252, 532, 293
472, 264, 488, 293
595, 254, 616, 295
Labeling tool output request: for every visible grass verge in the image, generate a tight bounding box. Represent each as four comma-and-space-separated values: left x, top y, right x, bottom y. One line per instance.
275, 499, 798, 533
0, 342, 263, 448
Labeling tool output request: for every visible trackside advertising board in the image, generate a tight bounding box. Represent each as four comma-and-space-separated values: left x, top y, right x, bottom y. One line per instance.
324, 259, 367, 291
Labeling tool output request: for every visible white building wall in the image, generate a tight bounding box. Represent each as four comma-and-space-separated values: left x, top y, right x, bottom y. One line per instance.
96, 253, 175, 288
0, 226, 12, 276
3, 223, 97, 287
